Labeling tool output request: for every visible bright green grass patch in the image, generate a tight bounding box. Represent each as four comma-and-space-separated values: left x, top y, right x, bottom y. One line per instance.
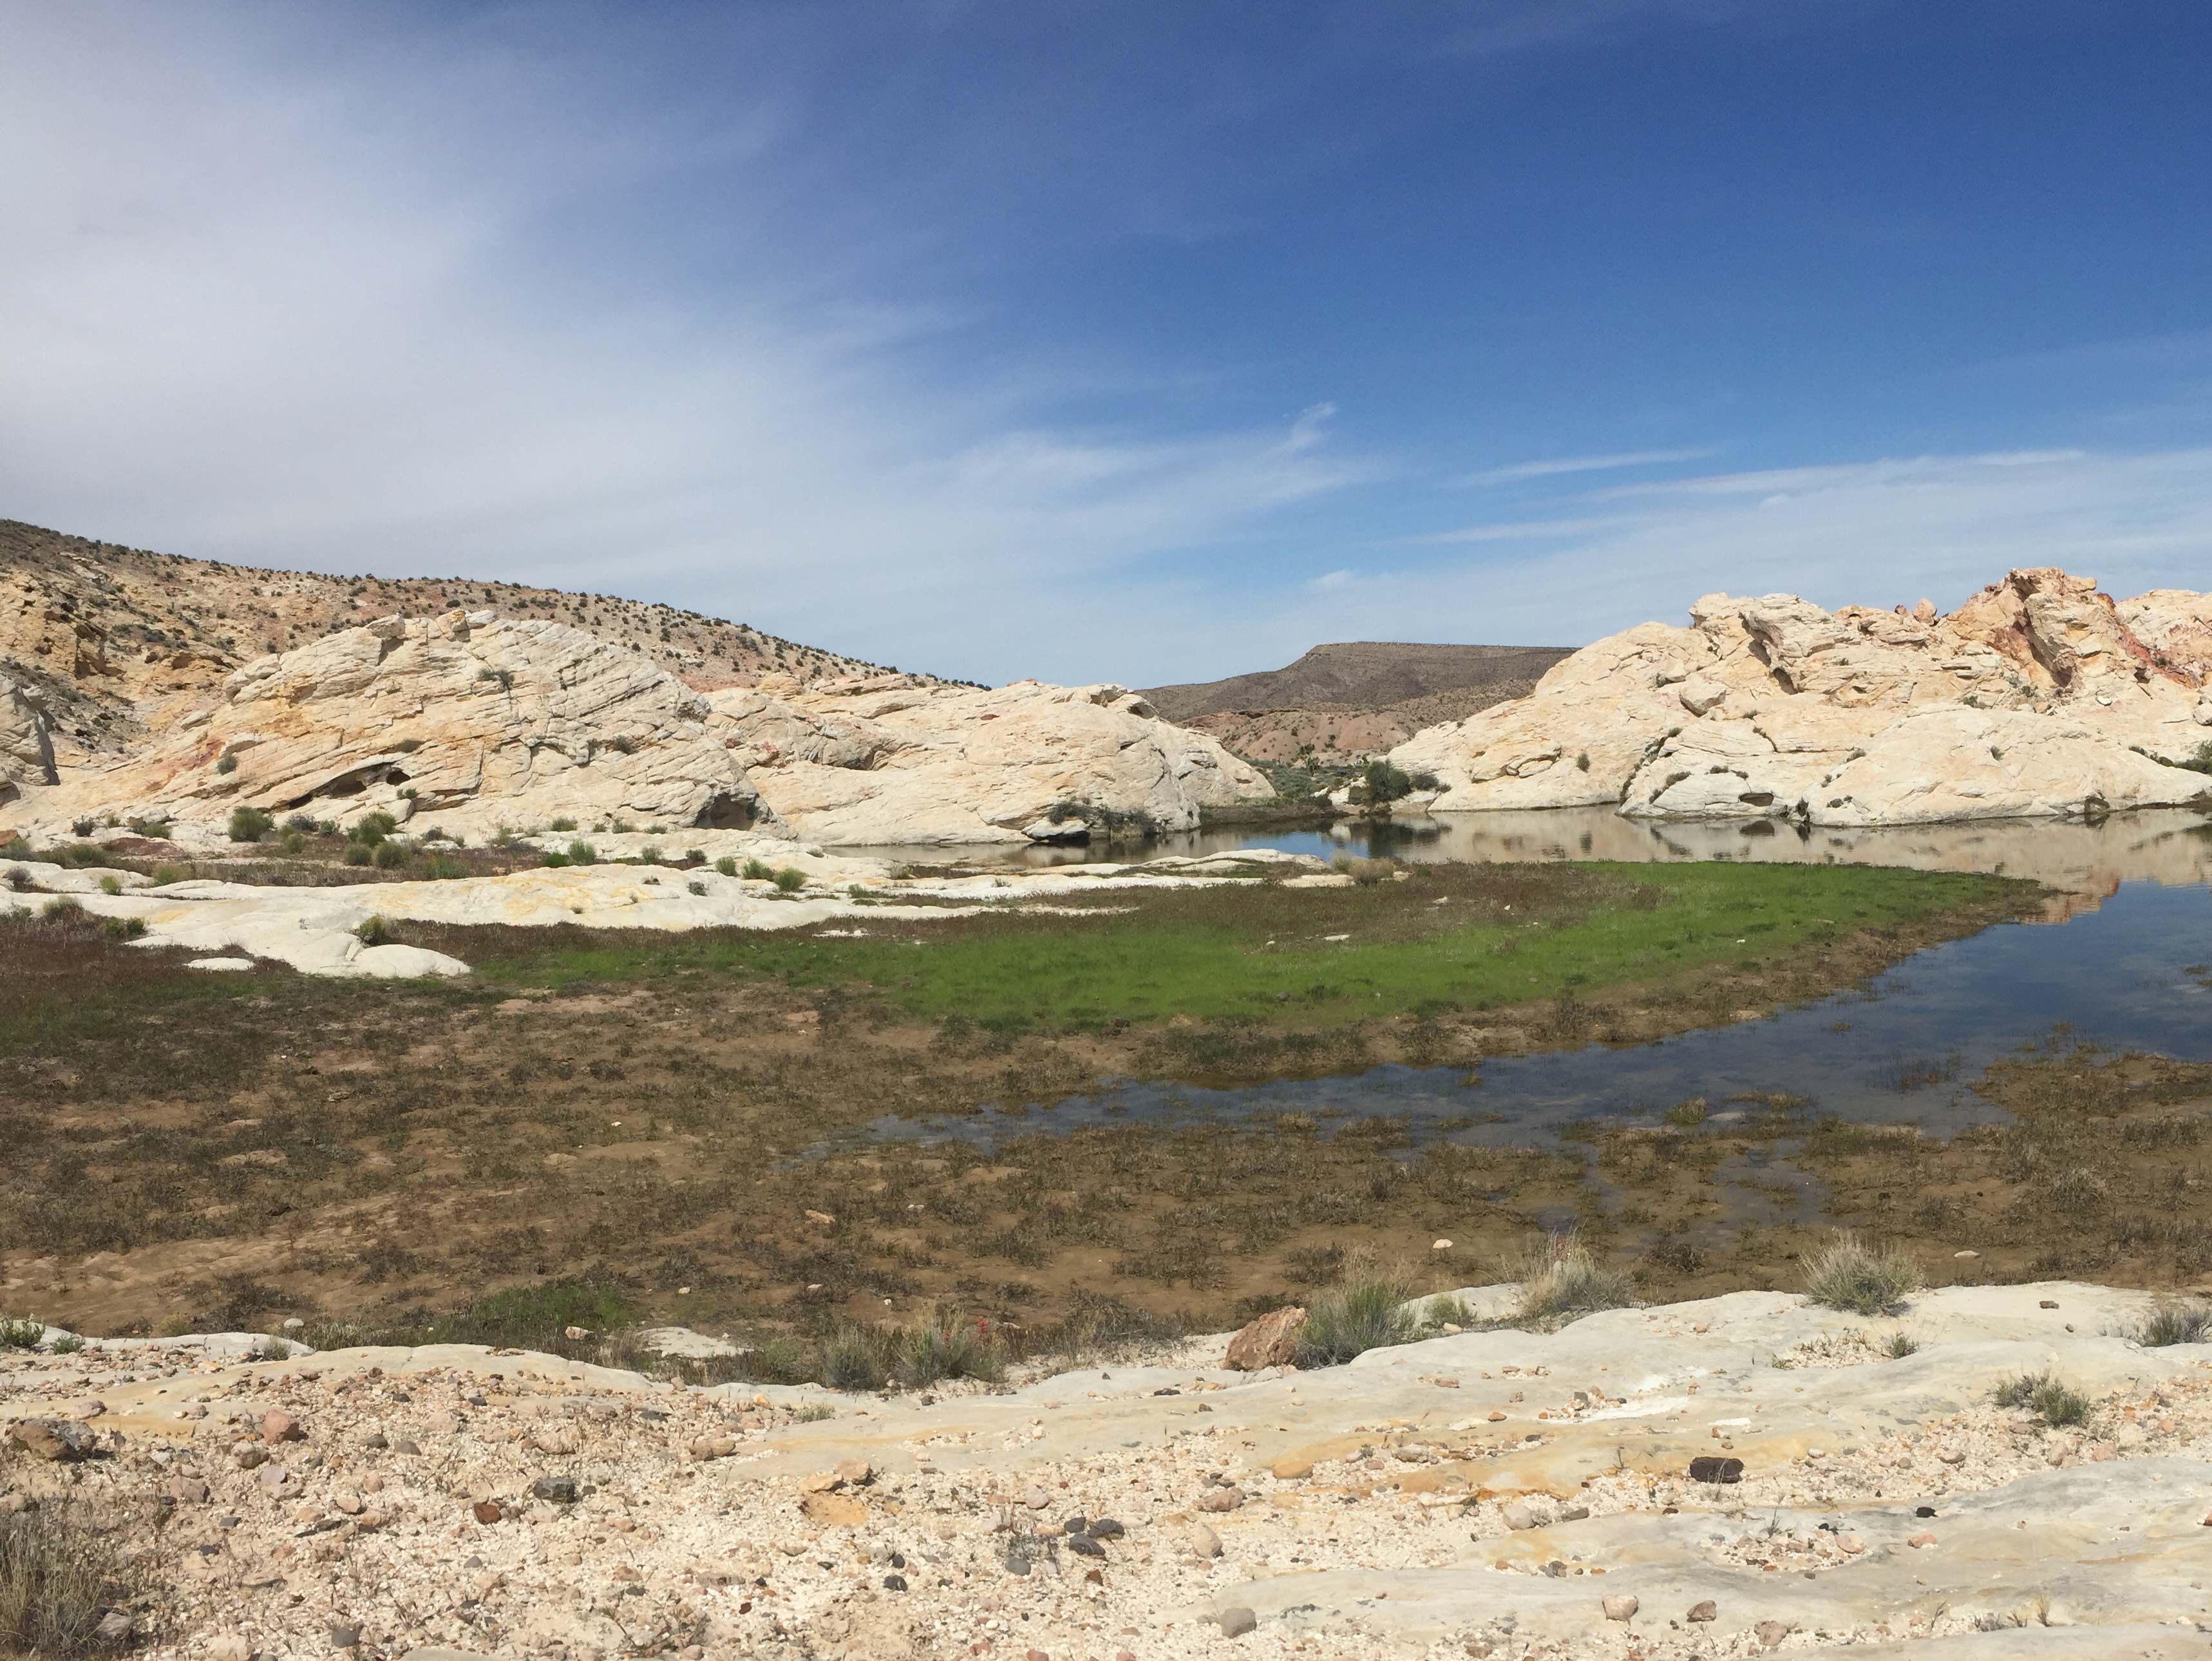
459, 861, 2024, 1033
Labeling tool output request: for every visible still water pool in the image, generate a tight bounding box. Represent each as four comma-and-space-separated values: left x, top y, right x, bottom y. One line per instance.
853, 809, 2212, 1150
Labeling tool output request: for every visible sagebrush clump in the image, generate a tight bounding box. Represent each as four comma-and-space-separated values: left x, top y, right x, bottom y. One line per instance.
1515, 1232, 1634, 1327
1802, 1232, 1921, 1316
1294, 1258, 1415, 1366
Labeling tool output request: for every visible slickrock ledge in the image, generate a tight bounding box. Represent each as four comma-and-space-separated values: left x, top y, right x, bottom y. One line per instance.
7, 1282, 2212, 1658
0, 611, 1274, 847
1390, 569, 2212, 827
0, 844, 1324, 977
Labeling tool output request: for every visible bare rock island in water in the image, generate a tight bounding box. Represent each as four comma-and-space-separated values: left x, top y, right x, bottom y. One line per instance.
1390, 568, 2212, 826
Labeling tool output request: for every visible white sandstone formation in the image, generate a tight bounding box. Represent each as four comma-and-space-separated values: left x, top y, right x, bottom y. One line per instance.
1393, 568, 2212, 825
0, 845, 1323, 979
0, 675, 55, 799
0, 611, 1272, 846
708, 674, 1271, 845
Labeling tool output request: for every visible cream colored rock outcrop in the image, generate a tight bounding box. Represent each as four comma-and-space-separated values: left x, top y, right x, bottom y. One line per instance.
1394, 568, 2212, 826
2, 613, 1272, 846
708, 675, 1272, 845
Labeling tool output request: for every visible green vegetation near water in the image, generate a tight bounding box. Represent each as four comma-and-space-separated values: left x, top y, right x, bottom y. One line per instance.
458, 861, 2021, 1031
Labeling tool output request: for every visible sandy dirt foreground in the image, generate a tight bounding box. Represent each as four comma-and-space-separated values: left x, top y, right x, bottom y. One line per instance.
6, 1286, 2212, 1661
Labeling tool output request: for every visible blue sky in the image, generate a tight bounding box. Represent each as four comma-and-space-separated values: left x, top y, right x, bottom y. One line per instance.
5, 1, 2209, 685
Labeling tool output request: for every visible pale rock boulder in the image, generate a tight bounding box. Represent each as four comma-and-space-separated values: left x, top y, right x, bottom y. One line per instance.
708, 675, 1273, 845
1392, 624, 1703, 812
18, 612, 748, 838
5, 615, 1273, 846
1397, 568, 2212, 827
0, 677, 56, 798
1801, 705, 2207, 827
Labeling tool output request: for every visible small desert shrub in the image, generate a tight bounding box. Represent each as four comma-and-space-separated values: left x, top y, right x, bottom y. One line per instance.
48, 1334, 84, 1356
748, 1335, 810, 1384
371, 841, 408, 869
214, 753, 238, 774
1515, 1233, 1634, 1326
686, 879, 706, 896
347, 811, 398, 847
772, 867, 806, 892
70, 818, 96, 838
394, 738, 422, 754
639, 845, 664, 866
2132, 1302, 2212, 1347
1419, 1294, 1473, 1331
279, 830, 305, 855
0, 1318, 43, 1349
1802, 1233, 1921, 1316
1294, 1260, 1416, 1366
95, 876, 120, 897
742, 858, 774, 880
816, 1325, 889, 1391
791, 1402, 836, 1423
39, 898, 84, 924
565, 840, 598, 867
1994, 1371, 2091, 1427
1662, 1096, 1708, 1127
227, 806, 274, 843
1575, 751, 1591, 771
549, 818, 578, 833
127, 818, 172, 840
99, 918, 146, 942
1884, 1331, 1920, 1358
283, 814, 319, 834
714, 856, 738, 877
354, 915, 394, 947
3, 868, 30, 894
343, 844, 373, 867
1361, 759, 1415, 804
899, 1314, 1005, 1386
0, 1504, 134, 1660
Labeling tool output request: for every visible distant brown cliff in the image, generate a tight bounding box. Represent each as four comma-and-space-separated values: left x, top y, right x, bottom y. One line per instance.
1145, 641, 1572, 764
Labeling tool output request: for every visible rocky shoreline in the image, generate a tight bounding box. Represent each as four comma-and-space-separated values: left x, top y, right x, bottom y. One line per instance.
8, 1283, 2212, 1659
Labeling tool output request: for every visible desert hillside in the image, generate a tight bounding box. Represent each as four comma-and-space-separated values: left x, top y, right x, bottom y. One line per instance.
1144, 641, 1571, 765
0, 518, 916, 764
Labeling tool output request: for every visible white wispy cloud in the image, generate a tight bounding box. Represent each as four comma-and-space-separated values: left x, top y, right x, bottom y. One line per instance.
1454, 448, 1717, 487
0, 4, 1376, 686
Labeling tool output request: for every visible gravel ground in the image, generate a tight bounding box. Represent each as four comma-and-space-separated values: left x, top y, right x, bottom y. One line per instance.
8, 1286, 2212, 1660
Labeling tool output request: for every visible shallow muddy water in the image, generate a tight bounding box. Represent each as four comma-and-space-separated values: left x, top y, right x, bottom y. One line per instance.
855, 809, 2212, 1154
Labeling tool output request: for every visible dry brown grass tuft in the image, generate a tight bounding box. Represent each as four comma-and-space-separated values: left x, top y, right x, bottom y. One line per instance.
0, 1505, 140, 1659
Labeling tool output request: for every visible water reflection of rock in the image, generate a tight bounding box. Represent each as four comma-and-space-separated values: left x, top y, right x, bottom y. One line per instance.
856, 805, 2212, 901
1303, 806, 2212, 897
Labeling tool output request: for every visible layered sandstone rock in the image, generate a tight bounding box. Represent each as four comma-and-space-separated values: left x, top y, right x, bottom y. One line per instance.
710, 674, 1273, 845
1394, 569, 2212, 826
1, 612, 1272, 845
0, 677, 56, 798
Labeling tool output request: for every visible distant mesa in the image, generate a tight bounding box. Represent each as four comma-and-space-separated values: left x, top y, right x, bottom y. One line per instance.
1144, 641, 1573, 768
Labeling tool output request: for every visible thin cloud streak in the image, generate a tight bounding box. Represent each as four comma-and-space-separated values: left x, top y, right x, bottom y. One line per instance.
1120, 444, 2212, 685
1454, 447, 1717, 487
0, 3, 1379, 686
